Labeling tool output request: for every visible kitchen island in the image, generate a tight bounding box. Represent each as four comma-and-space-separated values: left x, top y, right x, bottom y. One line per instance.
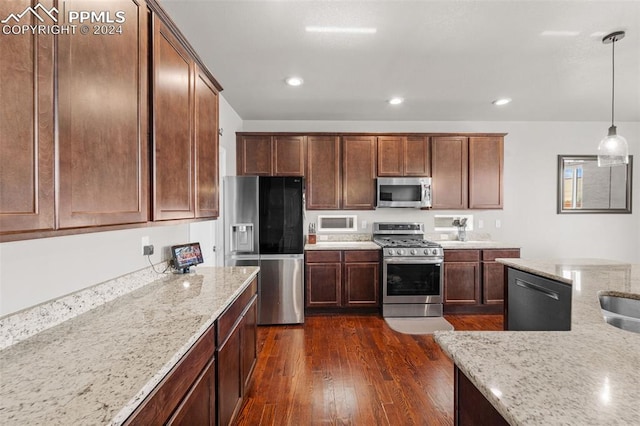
0, 266, 259, 425
435, 258, 640, 425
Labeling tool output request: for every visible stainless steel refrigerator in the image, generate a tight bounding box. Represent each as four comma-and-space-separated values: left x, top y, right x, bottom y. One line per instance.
223, 176, 304, 325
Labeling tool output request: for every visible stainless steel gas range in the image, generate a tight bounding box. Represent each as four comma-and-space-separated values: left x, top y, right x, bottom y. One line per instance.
373, 222, 444, 317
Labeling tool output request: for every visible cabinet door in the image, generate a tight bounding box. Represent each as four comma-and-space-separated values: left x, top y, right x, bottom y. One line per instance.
377, 136, 404, 176
482, 249, 519, 304
273, 136, 305, 176
153, 15, 195, 220
405, 136, 430, 176
167, 359, 215, 426
241, 297, 257, 391
237, 135, 272, 176
306, 136, 341, 209
0, 0, 55, 234
431, 136, 468, 209
482, 262, 507, 304
444, 262, 480, 304
57, 0, 148, 227
469, 136, 504, 209
344, 262, 379, 307
195, 66, 220, 218
342, 136, 376, 209
305, 262, 342, 307
217, 325, 242, 426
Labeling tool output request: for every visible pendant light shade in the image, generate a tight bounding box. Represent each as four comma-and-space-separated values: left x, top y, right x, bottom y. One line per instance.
598, 31, 629, 167
598, 125, 628, 167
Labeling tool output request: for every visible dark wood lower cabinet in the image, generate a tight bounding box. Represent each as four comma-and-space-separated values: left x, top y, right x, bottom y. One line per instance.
167, 359, 215, 426
343, 251, 379, 307
216, 279, 258, 426
218, 325, 242, 426
444, 249, 520, 314
305, 250, 380, 311
444, 250, 481, 306
455, 366, 509, 426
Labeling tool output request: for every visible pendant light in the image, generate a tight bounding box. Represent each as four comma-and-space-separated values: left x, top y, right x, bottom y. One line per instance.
597, 31, 629, 167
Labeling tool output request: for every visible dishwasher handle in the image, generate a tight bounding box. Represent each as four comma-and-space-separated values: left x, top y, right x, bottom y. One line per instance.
515, 278, 560, 300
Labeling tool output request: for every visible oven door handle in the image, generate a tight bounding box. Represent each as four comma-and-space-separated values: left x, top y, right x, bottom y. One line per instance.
384, 257, 442, 265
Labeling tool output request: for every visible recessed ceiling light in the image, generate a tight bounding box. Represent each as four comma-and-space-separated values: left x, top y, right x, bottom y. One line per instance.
388, 97, 404, 105
541, 30, 580, 37
492, 98, 512, 106
285, 77, 304, 87
305, 26, 377, 34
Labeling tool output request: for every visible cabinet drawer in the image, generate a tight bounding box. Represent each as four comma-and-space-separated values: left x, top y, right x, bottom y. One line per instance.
444, 249, 480, 262
306, 250, 342, 263
217, 278, 257, 346
482, 249, 520, 261
344, 250, 380, 263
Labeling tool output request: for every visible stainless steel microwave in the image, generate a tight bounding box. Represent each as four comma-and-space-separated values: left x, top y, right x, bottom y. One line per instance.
377, 177, 432, 208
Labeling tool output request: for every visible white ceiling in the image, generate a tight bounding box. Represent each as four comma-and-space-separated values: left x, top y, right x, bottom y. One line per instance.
161, 0, 640, 122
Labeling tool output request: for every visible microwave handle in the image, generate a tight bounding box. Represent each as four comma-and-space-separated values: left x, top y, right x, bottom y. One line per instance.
423, 184, 431, 204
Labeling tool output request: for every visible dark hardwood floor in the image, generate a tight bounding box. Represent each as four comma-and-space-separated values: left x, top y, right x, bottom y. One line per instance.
235, 314, 503, 425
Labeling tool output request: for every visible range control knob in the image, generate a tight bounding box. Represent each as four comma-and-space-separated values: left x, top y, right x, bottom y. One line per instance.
423, 249, 430, 255
410, 249, 417, 255
388, 249, 395, 255
432, 249, 438, 255
398, 249, 406, 256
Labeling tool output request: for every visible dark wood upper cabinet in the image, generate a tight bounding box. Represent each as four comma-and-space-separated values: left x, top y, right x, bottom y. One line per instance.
342, 136, 377, 210
273, 136, 305, 176
236, 134, 305, 176
306, 136, 341, 209
237, 135, 272, 176
57, 0, 149, 228
0, 0, 55, 234
405, 136, 430, 176
469, 136, 504, 209
377, 136, 404, 176
195, 66, 220, 218
153, 15, 195, 220
431, 136, 469, 209
377, 135, 429, 177
1, 0, 223, 240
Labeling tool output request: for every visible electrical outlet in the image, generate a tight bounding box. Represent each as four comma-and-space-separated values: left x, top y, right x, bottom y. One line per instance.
361, 220, 368, 229
495, 219, 502, 229
143, 245, 154, 256
478, 219, 484, 229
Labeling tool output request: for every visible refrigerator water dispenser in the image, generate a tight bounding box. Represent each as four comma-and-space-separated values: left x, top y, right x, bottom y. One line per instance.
230, 223, 254, 253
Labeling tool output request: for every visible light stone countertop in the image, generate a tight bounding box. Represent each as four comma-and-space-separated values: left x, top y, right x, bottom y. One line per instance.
435, 258, 640, 425
0, 266, 259, 426
305, 241, 381, 251
438, 240, 521, 250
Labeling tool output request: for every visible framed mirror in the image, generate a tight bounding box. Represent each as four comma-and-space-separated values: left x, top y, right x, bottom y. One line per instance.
557, 155, 633, 214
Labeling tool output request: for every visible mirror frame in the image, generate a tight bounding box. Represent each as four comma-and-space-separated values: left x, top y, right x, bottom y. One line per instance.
557, 155, 633, 214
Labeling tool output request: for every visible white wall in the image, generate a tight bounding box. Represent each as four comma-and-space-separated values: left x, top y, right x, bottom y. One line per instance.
0, 224, 190, 315
243, 120, 640, 263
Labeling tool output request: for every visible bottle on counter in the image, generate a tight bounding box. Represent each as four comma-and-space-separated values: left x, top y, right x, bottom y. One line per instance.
308, 223, 316, 244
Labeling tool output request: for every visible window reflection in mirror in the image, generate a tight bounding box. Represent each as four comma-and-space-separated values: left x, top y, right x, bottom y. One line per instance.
557, 155, 632, 214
